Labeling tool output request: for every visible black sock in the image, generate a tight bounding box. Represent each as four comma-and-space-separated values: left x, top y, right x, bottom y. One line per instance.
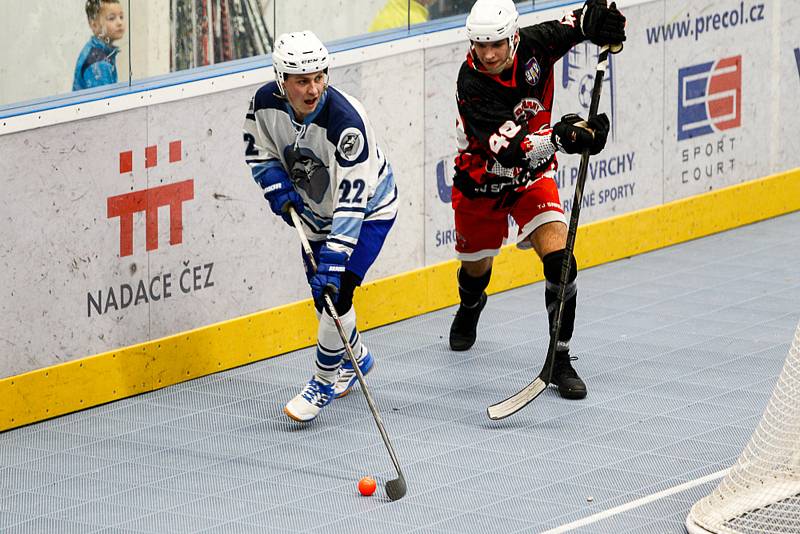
458, 267, 491, 308
542, 250, 577, 349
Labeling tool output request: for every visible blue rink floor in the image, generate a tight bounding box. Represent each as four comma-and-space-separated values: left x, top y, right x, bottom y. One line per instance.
1, 211, 799, 533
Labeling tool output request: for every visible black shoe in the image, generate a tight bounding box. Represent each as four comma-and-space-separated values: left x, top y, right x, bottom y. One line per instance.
552, 353, 587, 399
449, 293, 487, 351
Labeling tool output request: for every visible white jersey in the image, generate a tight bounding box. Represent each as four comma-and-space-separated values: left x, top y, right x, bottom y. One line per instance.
243, 83, 398, 257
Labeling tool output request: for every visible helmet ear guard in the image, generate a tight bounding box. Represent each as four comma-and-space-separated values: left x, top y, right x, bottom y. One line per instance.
272, 30, 330, 95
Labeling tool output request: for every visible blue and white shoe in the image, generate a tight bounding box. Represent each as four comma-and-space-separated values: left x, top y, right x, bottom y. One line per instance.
333, 351, 375, 398
283, 377, 335, 422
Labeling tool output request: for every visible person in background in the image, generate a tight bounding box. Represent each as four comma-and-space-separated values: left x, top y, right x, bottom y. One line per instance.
369, 0, 437, 32
73, 0, 125, 91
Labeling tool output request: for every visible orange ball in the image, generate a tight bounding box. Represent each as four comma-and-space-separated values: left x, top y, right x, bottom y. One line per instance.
358, 476, 377, 496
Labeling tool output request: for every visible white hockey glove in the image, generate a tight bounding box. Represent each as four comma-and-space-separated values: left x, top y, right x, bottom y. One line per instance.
520, 128, 557, 168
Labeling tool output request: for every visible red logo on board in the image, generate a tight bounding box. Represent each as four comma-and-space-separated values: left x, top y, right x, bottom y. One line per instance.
108, 141, 194, 257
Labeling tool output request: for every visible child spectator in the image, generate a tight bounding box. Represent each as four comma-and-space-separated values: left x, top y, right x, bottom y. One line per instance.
73, 0, 125, 91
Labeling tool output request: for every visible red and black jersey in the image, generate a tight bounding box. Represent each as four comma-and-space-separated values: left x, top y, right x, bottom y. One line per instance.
454, 11, 585, 198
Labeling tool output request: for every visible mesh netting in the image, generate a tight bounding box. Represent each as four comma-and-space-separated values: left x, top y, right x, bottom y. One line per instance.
686, 320, 800, 534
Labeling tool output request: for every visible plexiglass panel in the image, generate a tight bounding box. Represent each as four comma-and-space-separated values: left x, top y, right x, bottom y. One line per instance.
0, 0, 132, 108
0, 0, 569, 112
168, 0, 276, 70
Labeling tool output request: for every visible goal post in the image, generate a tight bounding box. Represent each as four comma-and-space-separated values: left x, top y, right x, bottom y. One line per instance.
686, 319, 800, 534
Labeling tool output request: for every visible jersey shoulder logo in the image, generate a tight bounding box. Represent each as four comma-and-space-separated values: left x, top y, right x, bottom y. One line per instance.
338, 127, 365, 162
524, 56, 541, 86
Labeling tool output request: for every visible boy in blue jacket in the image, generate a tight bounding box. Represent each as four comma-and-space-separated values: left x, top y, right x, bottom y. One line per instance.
73, 0, 125, 91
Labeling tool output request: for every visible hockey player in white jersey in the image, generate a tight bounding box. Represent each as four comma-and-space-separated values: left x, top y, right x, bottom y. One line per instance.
243, 31, 398, 422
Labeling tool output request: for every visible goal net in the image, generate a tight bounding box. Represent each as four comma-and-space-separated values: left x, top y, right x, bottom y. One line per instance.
686, 320, 800, 534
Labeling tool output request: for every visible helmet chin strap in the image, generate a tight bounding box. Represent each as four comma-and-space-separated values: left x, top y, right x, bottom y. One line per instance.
276, 72, 286, 96
485, 54, 513, 75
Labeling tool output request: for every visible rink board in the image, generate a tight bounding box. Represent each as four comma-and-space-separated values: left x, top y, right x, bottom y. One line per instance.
2, 168, 798, 431
1, 0, 799, 429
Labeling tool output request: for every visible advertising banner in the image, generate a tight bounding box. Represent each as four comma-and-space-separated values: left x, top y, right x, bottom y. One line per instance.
661, 1, 772, 201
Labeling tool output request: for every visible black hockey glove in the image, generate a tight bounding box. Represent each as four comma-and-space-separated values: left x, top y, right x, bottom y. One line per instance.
551, 114, 595, 155
581, 0, 626, 47
552, 113, 611, 155
587, 113, 610, 155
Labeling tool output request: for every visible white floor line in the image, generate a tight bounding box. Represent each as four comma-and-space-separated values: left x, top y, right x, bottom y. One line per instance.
541, 468, 729, 534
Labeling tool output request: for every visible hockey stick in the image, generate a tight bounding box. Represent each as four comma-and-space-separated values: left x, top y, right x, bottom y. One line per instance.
244, 0, 274, 52
288, 207, 407, 501
487, 44, 620, 420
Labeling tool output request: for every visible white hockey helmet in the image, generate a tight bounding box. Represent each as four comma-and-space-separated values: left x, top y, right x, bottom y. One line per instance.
272, 31, 330, 95
466, 0, 520, 64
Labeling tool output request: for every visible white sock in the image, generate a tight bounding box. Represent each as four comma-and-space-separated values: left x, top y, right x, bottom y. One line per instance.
314, 306, 362, 382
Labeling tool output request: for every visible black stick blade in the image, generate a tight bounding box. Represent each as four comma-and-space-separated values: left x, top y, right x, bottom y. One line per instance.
385, 476, 407, 501
487, 377, 547, 420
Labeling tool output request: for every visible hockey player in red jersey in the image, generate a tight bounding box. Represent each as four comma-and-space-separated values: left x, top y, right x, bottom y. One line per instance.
449, 0, 625, 399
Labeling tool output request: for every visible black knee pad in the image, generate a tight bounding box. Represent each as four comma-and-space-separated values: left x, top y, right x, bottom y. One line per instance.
542, 250, 577, 285
315, 270, 361, 315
